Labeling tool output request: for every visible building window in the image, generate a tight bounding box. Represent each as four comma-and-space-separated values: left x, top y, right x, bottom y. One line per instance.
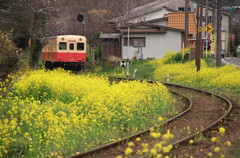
70, 43, 74, 50
124, 37, 146, 47
178, 7, 191, 12
59, 42, 67, 50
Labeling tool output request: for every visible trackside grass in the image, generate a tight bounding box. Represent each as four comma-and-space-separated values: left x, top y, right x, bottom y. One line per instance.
94, 52, 240, 94
0, 69, 173, 157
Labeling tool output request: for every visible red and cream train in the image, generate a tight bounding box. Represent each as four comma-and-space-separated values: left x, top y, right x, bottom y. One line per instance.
41, 35, 87, 70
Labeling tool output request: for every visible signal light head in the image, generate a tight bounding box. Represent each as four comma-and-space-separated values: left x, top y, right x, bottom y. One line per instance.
77, 13, 84, 22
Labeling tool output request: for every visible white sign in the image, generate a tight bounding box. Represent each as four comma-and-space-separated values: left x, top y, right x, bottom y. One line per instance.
120, 61, 127, 67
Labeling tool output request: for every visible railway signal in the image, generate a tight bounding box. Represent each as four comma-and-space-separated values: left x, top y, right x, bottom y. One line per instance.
77, 13, 85, 36
77, 13, 84, 22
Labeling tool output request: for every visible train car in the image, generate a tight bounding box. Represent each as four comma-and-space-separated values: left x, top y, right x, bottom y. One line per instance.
41, 35, 87, 70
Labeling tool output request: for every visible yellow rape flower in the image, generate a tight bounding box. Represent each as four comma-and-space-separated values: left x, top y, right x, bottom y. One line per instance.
154, 143, 162, 149
214, 147, 220, 153
224, 141, 231, 147
158, 116, 164, 122
189, 139, 194, 144
219, 127, 226, 135
150, 148, 157, 156
162, 145, 173, 153
128, 142, 135, 147
162, 130, 174, 140
125, 147, 133, 155
211, 137, 217, 143
150, 132, 161, 138
136, 137, 141, 141
156, 154, 163, 158
207, 152, 213, 157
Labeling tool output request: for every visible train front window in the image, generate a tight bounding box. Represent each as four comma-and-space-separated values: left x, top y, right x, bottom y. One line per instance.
59, 42, 67, 50
70, 43, 74, 50
77, 43, 84, 50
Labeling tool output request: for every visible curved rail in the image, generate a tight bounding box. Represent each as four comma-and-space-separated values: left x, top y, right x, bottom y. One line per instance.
69, 78, 233, 158
69, 83, 192, 158
162, 82, 233, 148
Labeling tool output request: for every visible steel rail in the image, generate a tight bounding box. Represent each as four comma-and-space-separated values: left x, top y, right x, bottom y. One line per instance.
161, 82, 233, 150
69, 80, 193, 158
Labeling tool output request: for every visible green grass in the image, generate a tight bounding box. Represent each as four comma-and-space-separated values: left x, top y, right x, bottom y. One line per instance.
92, 59, 156, 80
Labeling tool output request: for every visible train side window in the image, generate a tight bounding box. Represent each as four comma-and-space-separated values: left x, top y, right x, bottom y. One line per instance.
47, 44, 53, 51
59, 42, 67, 50
70, 43, 74, 50
77, 43, 84, 50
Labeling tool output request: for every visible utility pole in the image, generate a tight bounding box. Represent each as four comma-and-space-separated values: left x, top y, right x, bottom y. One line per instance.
212, 0, 217, 57
185, 0, 189, 47
196, 0, 200, 71
217, 0, 222, 67
196, 0, 204, 71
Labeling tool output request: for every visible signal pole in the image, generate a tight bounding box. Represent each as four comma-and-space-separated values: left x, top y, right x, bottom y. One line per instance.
216, 0, 222, 67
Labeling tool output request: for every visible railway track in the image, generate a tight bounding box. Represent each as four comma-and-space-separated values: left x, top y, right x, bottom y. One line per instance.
69, 78, 233, 158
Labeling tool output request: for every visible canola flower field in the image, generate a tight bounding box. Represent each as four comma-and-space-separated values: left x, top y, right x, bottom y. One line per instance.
0, 69, 172, 158
149, 53, 240, 94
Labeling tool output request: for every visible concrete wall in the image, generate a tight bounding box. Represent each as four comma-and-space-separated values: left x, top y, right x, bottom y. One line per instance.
122, 30, 182, 59
152, 20, 168, 26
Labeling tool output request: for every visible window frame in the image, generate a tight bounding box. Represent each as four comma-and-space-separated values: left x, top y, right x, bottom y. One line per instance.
124, 37, 146, 47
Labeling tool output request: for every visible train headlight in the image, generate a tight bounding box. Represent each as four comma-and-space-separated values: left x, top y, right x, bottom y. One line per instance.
79, 38, 82, 41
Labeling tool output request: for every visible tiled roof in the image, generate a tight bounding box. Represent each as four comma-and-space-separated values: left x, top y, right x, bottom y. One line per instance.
100, 33, 121, 39
118, 22, 184, 34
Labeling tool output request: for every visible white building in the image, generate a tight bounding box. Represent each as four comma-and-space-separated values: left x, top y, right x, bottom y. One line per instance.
118, 23, 184, 59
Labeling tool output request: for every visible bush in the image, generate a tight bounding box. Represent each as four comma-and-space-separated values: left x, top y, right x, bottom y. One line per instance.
0, 31, 20, 80
162, 51, 188, 64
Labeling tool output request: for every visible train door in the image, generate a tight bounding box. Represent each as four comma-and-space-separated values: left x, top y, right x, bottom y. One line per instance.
67, 41, 76, 62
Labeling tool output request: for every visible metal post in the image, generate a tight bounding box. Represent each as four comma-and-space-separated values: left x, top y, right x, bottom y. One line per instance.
126, 62, 129, 77
217, 0, 222, 67
83, 21, 85, 36
127, 27, 130, 59
185, 0, 189, 47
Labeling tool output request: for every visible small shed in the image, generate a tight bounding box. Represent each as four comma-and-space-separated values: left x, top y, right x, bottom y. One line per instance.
99, 33, 121, 59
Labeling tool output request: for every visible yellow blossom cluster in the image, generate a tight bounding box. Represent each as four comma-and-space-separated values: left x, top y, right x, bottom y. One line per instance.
125, 130, 174, 157
0, 69, 171, 157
